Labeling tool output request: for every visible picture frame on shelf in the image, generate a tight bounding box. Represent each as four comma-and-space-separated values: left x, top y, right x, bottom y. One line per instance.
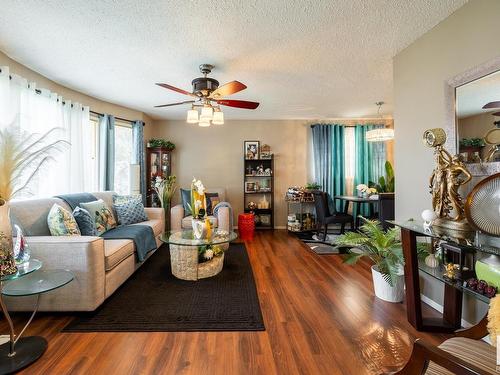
260, 214, 271, 225
245, 181, 256, 193
244, 141, 260, 160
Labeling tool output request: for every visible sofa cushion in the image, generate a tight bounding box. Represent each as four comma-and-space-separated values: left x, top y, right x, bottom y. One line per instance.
10, 197, 71, 236
73, 207, 98, 236
47, 204, 81, 236
425, 337, 496, 375
131, 219, 163, 237
114, 199, 148, 225
181, 215, 217, 230
80, 199, 117, 236
104, 239, 134, 271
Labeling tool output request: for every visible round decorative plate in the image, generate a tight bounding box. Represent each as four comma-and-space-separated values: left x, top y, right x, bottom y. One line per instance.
465, 173, 500, 236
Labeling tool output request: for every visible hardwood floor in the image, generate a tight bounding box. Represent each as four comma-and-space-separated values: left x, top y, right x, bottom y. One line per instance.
3, 230, 450, 375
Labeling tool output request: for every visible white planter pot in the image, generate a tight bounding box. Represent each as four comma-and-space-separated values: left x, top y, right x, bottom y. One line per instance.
371, 265, 404, 303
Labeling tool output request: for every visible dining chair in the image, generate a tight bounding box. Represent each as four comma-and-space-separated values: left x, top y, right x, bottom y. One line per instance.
311, 191, 354, 240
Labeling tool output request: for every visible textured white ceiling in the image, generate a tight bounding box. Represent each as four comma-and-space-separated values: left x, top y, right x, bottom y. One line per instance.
457, 69, 500, 119
0, 0, 467, 120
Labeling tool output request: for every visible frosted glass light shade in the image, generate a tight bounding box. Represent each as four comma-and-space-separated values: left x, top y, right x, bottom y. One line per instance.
186, 109, 199, 123
200, 106, 213, 121
198, 120, 211, 127
212, 111, 224, 125
366, 128, 394, 142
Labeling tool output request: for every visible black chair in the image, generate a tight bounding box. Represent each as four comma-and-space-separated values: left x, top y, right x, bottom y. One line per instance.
377, 192, 395, 230
312, 191, 354, 240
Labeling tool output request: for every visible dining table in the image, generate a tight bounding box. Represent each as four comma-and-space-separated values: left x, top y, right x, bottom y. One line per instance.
334, 195, 379, 230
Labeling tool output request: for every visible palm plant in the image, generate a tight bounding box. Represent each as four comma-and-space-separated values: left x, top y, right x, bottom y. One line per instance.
335, 218, 404, 286
0, 126, 68, 200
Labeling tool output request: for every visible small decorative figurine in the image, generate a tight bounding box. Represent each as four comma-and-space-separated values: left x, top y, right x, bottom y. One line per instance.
443, 263, 460, 280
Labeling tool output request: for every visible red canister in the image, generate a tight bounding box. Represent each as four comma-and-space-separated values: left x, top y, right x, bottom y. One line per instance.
238, 213, 255, 240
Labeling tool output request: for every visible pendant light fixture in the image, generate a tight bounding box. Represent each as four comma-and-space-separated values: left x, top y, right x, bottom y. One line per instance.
366, 102, 394, 142
186, 108, 199, 124
212, 109, 224, 125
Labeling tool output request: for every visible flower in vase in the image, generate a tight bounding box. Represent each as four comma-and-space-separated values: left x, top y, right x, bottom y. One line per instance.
203, 249, 214, 260
192, 178, 205, 195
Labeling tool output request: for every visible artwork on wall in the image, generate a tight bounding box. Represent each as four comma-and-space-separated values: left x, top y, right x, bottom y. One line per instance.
245, 182, 256, 193
244, 141, 260, 160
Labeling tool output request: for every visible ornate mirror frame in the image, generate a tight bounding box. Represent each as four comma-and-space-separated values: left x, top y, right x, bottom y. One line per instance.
444, 56, 500, 176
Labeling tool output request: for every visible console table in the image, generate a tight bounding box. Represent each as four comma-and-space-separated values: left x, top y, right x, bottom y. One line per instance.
393, 220, 498, 333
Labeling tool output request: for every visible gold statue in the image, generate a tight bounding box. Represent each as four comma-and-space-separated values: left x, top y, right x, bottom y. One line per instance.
423, 128, 472, 231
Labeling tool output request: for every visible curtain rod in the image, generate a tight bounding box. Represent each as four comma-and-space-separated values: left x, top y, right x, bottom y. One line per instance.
1, 68, 144, 125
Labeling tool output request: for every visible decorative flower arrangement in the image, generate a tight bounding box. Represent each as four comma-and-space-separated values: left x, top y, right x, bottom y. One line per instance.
189, 178, 226, 262
356, 184, 377, 196
154, 175, 177, 231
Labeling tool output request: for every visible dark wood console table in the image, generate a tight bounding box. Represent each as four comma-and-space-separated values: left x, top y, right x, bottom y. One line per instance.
392, 220, 497, 333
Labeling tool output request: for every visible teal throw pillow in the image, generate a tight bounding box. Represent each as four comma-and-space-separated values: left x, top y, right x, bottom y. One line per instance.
113, 199, 148, 225
180, 188, 192, 217
47, 204, 81, 236
73, 207, 98, 236
80, 199, 117, 236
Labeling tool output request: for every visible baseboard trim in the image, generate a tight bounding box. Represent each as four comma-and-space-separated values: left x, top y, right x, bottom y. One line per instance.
420, 294, 472, 328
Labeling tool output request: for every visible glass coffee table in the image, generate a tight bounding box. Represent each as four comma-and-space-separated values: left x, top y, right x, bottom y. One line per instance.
160, 230, 238, 281
0, 260, 74, 374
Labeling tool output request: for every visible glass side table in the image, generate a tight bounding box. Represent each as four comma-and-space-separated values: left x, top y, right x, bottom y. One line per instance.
0, 261, 74, 375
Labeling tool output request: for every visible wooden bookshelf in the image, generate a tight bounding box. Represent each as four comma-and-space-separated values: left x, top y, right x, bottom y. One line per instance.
243, 156, 274, 229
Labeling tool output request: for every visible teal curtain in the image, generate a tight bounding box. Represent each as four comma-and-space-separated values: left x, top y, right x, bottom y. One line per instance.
99, 114, 115, 191
354, 124, 386, 217
132, 120, 146, 205
311, 124, 345, 212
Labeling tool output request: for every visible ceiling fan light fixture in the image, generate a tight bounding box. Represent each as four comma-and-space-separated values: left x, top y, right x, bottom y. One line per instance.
212, 110, 224, 125
200, 106, 213, 121
186, 109, 199, 124
199, 119, 211, 127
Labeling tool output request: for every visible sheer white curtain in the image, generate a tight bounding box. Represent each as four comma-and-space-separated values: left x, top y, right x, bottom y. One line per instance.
0, 66, 92, 198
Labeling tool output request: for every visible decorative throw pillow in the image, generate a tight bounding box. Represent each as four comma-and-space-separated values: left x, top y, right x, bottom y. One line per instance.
180, 188, 193, 217
113, 199, 148, 225
73, 207, 98, 236
80, 199, 117, 236
47, 204, 81, 236
113, 194, 142, 205
205, 193, 220, 216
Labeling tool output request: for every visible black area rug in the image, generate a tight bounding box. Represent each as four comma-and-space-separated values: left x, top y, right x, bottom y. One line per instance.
63, 244, 265, 332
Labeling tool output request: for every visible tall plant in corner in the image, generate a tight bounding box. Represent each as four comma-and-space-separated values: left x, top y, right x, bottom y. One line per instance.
335, 218, 405, 302
370, 161, 394, 193
0, 126, 67, 275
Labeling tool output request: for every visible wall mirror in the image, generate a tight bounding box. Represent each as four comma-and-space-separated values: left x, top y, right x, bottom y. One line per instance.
456, 70, 500, 165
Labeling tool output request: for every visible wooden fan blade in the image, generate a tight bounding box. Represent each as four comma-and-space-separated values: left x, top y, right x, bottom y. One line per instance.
156, 83, 196, 97
482, 101, 500, 109
492, 111, 500, 116
217, 99, 259, 109
154, 100, 195, 108
209, 81, 247, 98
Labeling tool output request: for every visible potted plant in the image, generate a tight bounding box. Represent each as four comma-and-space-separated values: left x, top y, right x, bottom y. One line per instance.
369, 161, 395, 194
335, 218, 405, 302
147, 138, 175, 151
153, 175, 177, 232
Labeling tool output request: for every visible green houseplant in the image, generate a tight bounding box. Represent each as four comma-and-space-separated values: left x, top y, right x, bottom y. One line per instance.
369, 161, 394, 193
147, 138, 175, 151
335, 218, 405, 302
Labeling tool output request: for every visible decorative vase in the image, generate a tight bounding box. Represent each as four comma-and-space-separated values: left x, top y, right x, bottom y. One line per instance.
424, 253, 439, 268
475, 255, 500, 290
192, 218, 208, 240
0, 199, 18, 276
371, 265, 405, 303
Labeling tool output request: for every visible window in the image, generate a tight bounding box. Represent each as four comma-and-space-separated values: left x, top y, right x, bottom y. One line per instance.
114, 120, 133, 195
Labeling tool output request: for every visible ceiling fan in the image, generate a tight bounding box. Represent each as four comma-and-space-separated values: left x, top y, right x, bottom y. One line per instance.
155, 64, 259, 126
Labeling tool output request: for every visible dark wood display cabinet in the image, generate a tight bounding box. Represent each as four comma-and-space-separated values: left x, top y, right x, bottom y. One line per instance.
146, 146, 172, 207
244, 156, 274, 229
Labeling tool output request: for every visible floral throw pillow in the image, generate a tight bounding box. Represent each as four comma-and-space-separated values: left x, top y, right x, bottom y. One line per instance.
47, 204, 81, 236
80, 199, 117, 236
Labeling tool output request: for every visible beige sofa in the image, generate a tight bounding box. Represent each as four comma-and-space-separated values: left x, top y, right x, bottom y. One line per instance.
7, 192, 164, 312
170, 187, 231, 232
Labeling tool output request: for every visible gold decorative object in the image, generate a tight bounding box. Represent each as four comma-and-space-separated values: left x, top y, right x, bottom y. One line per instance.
423, 128, 472, 231
484, 128, 500, 162
443, 263, 460, 280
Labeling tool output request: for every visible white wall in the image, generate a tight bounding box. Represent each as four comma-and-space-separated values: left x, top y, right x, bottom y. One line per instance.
393, 0, 499, 322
